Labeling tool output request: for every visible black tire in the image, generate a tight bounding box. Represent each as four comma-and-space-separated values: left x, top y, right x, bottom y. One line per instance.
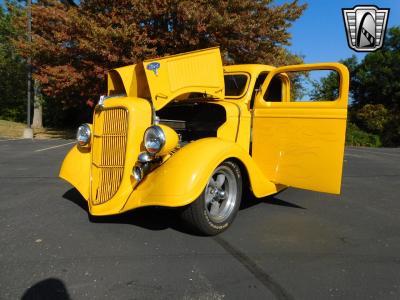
181, 160, 242, 235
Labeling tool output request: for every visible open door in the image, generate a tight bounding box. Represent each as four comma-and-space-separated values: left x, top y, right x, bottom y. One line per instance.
252, 63, 349, 194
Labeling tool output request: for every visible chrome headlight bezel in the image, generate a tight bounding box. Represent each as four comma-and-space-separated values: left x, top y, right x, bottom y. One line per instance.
76, 124, 91, 147
144, 125, 166, 154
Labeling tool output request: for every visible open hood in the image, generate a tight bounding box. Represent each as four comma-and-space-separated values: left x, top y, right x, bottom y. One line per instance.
107, 47, 225, 111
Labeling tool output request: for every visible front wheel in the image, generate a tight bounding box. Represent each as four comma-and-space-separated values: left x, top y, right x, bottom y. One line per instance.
181, 160, 242, 235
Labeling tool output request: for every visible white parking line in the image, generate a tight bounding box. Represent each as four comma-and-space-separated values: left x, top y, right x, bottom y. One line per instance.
35, 141, 75, 152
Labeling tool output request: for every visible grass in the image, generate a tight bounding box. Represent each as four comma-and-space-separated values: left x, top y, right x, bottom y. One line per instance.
0, 119, 26, 138
0, 119, 75, 139
34, 127, 75, 139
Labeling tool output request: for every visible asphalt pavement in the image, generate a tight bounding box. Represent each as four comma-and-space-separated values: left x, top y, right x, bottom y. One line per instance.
0, 138, 399, 300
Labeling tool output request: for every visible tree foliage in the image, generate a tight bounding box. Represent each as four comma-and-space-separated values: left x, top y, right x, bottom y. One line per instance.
0, 4, 27, 122
311, 27, 400, 146
346, 122, 381, 147
310, 56, 358, 101
352, 27, 400, 111
11, 0, 306, 121
353, 28, 400, 146
355, 104, 389, 135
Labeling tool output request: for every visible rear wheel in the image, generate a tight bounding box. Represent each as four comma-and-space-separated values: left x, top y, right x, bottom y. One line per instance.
181, 161, 242, 235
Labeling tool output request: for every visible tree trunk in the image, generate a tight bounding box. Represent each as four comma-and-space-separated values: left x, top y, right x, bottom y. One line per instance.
31, 80, 43, 129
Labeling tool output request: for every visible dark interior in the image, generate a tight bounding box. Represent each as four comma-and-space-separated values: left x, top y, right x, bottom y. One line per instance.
157, 102, 226, 143
224, 74, 248, 96
264, 76, 283, 102
249, 73, 284, 109
249, 73, 268, 109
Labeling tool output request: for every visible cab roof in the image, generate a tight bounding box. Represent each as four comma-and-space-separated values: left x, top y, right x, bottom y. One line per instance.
224, 64, 276, 74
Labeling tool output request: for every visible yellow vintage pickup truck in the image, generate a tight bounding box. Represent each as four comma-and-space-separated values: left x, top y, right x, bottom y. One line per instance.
60, 47, 349, 235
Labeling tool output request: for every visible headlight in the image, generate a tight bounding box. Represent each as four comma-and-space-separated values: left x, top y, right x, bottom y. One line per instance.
144, 126, 166, 154
76, 124, 91, 146
143, 125, 179, 156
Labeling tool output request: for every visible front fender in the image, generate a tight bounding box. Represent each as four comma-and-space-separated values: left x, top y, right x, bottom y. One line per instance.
59, 145, 91, 200
122, 138, 279, 211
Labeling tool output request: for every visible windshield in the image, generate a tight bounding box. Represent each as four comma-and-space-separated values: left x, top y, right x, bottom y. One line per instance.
224, 74, 249, 97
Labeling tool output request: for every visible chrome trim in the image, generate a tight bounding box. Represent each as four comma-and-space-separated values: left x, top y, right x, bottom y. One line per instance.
132, 166, 144, 182
76, 123, 91, 146
138, 152, 154, 163
98, 95, 106, 107
205, 165, 238, 223
97, 94, 127, 109
144, 125, 166, 154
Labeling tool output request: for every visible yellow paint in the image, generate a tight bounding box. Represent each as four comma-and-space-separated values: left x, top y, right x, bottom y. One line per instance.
144, 47, 224, 110
223, 64, 275, 107
157, 124, 179, 156
216, 101, 240, 143
59, 145, 91, 200
252, 63, 349, 194
122, 138, 280, 212
60, 48, 349, 217
60, 96, 153, 215
108, 64, 151, 98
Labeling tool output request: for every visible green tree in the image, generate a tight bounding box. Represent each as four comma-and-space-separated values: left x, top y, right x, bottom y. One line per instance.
355, 104, 389, 135
346, 122, 381, 147
0, 4, 27, 122
11, 0, 306, 126
352, 27, 400, 110
352, 27, 400, 146
307, 27, 400, 146
310, 56, 358, 101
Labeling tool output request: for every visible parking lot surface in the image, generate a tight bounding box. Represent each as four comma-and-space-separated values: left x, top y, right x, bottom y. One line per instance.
0, 139, 400, 299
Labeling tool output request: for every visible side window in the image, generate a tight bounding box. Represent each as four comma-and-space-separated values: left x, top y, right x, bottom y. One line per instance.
264, 76, 283, 102
289, 70, 339, 102
276, 70, 339, 102
224, 74, 248, 97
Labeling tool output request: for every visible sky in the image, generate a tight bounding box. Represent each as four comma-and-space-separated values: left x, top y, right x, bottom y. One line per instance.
1, 0, 398, 64
278, 0, 400, 63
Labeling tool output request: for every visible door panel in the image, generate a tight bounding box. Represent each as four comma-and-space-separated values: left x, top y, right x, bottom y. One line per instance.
252, 63, 349, 194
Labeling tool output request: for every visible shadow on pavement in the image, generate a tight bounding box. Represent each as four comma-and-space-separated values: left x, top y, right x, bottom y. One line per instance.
63, 188, 305, 235
240, 190, 306, 210
62, 188, 195, 234
22, 278, 71, 300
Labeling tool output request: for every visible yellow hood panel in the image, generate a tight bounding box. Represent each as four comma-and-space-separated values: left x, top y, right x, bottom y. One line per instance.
143, 47, 224, 110
108, 48, 225, 110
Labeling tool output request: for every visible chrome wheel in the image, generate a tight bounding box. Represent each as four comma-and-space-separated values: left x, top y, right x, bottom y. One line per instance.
205, 165, 238, 223
180, 160, 242, 235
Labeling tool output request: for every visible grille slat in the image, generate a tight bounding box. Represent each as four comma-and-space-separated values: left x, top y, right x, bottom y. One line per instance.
91, 108, 128, 205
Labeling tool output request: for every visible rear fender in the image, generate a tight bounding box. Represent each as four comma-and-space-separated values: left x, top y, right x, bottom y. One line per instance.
122, 138, 279, 211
